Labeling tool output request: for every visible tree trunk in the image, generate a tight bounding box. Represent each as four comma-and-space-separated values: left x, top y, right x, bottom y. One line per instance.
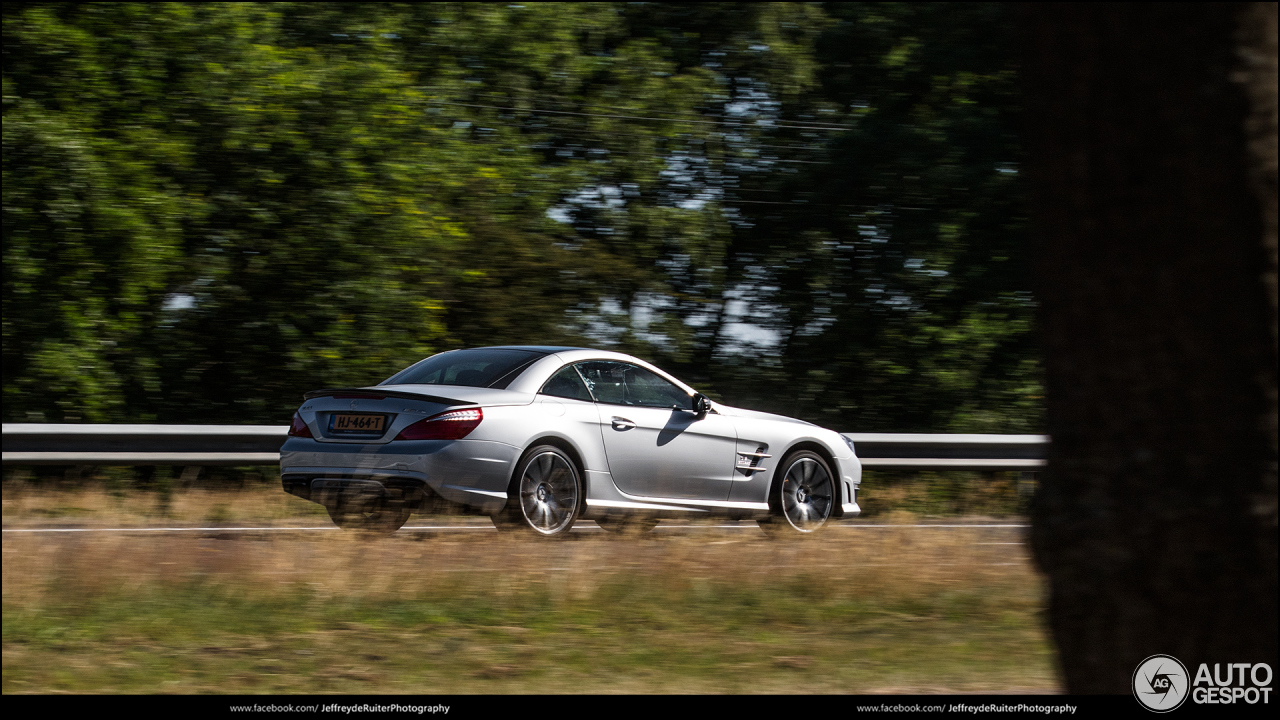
1024, 2, 1277, 693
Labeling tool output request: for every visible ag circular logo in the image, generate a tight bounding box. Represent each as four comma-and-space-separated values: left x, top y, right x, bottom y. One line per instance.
1134, 654, 1190, 712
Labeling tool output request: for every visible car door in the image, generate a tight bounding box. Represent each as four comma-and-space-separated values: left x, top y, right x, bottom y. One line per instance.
575, 360, 737, 501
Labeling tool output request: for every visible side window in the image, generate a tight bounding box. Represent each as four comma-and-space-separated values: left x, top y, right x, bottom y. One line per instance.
539, 365, 593, 402
625, 365, 693, 409
575, 361, 692, 409
575, 361, 628, 404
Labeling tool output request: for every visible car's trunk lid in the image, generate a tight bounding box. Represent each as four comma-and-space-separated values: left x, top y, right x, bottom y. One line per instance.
300, 386, 534, 444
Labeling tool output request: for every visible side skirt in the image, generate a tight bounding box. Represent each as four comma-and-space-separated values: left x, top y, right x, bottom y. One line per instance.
584, 496, 770, 519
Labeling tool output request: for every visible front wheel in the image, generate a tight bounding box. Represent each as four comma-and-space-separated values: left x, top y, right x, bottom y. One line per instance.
758, 450, 834, 537
500, 445, 583, 537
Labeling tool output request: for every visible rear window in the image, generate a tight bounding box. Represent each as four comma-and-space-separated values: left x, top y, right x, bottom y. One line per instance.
381, 349, 544, 389
540, 365, 593, 402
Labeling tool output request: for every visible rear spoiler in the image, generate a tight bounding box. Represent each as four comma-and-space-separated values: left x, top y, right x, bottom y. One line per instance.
303, 387, 475, 406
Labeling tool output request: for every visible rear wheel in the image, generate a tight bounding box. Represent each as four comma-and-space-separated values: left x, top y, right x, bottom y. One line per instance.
327, 503, 411, 535
502, 445, 583, 537
758, 450, 834, 537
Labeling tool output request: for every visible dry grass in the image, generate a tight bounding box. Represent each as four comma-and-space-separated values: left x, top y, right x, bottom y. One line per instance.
2, 481, 331, 529
1, 467, 1033, 527
2, 486, 1062, 694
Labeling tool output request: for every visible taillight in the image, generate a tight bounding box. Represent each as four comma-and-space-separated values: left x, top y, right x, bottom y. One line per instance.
395, 407, 483, 440
288, 412, 313, 438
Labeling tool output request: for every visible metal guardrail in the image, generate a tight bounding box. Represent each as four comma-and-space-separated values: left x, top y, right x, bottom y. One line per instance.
1, 424, 287, 466
844, 433, 1047, 469
1, 424, 1047, 469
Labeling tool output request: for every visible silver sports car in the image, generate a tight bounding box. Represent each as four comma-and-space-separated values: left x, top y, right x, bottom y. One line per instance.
280, 346, 861, 535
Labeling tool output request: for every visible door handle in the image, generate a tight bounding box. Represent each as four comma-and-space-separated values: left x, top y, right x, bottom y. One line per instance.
611, 417, 635, 431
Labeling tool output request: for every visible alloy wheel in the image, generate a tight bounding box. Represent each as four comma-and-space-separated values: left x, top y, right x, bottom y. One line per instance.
518, 449, 580, 535
780, 455, 833, 532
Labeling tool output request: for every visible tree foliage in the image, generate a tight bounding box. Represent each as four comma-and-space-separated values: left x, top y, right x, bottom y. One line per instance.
3, 2, 1038, 430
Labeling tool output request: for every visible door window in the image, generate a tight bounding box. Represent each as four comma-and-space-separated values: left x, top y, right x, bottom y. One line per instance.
574, 361, 693, 410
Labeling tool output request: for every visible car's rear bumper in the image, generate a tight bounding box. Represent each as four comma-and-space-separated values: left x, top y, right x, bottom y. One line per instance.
279, 436, 519, 514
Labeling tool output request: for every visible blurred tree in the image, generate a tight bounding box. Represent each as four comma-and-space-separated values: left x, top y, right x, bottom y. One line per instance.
396, 2, 1039, 434
696, 3, 1037, 434
3, 2, 1041, 433
390, 2, 785, 357
1025, 2, 1277, 691
4, 3, 552, 421
4, 3, 196, 421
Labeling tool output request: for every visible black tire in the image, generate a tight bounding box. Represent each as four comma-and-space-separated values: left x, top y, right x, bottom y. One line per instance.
327, 503, 411, 535
595, 516, 658, 535
504, 444, 583, 537
757, 449, 834, 537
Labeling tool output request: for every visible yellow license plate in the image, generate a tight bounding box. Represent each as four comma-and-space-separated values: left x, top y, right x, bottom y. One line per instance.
331, 414, 386, 433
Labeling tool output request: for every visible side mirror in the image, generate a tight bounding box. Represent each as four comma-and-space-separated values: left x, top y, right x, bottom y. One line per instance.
691, 393, 710, 419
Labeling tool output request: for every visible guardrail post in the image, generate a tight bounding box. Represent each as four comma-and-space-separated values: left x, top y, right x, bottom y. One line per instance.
179, 466, 201, 487
1017, 471, 1038, 508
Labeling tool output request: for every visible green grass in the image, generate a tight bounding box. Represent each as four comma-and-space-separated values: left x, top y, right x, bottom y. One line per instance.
3, 524, 1061, 694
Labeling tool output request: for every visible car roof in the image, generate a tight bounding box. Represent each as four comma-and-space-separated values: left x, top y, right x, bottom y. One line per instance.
412, 346, 697, 396
460, 345, 589, 354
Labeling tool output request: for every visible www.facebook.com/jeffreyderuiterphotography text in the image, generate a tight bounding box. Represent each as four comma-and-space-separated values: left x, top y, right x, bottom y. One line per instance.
229, 705, 449, 715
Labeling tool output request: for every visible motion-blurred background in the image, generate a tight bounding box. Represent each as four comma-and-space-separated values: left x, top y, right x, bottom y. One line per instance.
3, 2, 1037, 433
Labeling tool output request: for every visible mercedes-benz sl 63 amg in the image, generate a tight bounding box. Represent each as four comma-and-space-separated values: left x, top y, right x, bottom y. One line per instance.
280, 346, 861, 536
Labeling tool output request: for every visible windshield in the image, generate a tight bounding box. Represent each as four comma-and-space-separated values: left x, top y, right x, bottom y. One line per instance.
380, 349, 544, 389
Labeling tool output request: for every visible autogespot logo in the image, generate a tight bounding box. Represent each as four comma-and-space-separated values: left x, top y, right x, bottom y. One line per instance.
1134, 654, 1190, 712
